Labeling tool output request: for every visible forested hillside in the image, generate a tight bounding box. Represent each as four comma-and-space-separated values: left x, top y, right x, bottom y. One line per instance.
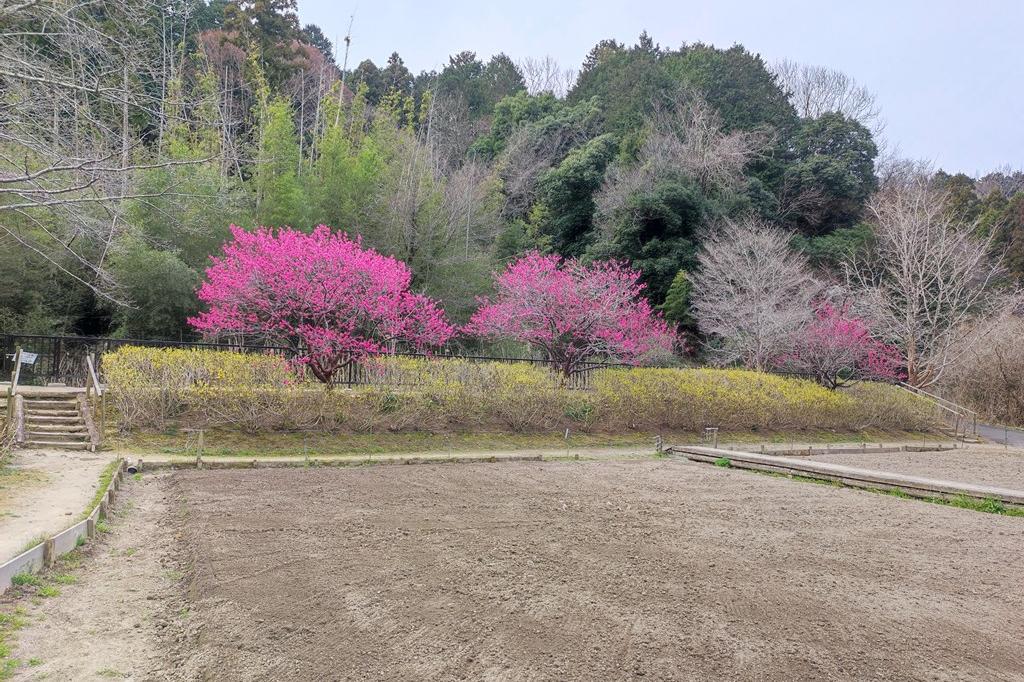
1, 0, 1022, 343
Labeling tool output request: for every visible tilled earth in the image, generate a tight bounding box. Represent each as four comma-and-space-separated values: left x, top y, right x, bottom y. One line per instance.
164, 459, 1024, 681
810, 444, 1024, 489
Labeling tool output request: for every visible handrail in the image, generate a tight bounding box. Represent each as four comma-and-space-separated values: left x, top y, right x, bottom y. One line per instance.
85, 353, 102, 397
897, 382, 977, 436
898, 382, 977, 417
9, 347, 22, 396
6, 347, 21, 429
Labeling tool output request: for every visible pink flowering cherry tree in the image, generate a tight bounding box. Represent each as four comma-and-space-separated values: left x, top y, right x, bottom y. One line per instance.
466, 251, 675, 377
189, 225, 454, 384
775, 301, 903, 389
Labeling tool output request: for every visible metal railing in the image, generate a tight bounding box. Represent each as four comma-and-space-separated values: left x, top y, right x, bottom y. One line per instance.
1, 334, 625, 390
897, 382, 978, 437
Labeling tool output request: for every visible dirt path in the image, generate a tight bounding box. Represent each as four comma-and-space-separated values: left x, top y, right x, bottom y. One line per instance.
7, 472, 185, 681
810, 444, 1024, 489
0, 450, 115, 562
167, 460, 1024, 681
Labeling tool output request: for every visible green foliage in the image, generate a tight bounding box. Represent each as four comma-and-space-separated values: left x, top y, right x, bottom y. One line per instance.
783, 113, 878, 235
300, 23, 333, 61
381, 52, 414, 96
666, 44, 797, 133
590, 176, 709, 302
471, 91, 562, 158
108, 242, 200, 339
350, 60, 385, 104
435, 51, 525, 119
660, 270, 694, 327
224, 0, 301, 88
570, 33, 675, 135
791, 223, 873, 268
535, 134, 618, 256
714, 457, 731, 467
254, 97, 306, 228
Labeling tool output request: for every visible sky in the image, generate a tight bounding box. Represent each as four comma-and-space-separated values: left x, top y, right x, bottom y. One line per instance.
298, 0, 1023, 175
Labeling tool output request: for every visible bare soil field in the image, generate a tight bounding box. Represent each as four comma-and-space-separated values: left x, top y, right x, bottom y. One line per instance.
159, 459, 1024, 681
810, 444, 1024, 489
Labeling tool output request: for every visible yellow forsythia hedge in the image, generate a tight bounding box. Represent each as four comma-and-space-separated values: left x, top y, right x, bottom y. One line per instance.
103, 347, 933, 435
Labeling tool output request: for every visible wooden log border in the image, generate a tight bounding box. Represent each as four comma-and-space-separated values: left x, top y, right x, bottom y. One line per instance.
0, 458, 125, 595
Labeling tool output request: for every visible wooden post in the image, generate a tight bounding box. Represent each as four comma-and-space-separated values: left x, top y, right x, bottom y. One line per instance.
43, 538, 55, 567
87, 517, 96, 538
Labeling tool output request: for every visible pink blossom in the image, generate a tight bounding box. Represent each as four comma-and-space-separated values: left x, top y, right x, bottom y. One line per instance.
775, 301, 903, 389
465, 251, 675, 376
189, 225, 454, 383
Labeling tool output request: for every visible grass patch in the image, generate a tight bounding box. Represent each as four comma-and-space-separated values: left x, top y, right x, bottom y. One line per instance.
714, 457, 731, 468
95, 520, 111, 534
0, 467, 47, 507
36, 586, 59, 598
739, 467, 1024, 517
111, 428, 940, 460
51, 574, 76, 585
0, 609, 27, 680
9, 573, 41, 588
15, 535, 46, 556
78, 459, 121, 521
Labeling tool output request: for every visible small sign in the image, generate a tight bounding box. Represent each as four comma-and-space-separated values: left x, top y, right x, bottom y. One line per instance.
19, 351, 38, 365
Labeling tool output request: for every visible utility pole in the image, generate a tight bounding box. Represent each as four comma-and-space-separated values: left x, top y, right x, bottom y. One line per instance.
335, 13, 354, 126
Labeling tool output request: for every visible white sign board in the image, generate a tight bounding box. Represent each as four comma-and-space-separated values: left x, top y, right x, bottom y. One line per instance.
19, 352, 38, 365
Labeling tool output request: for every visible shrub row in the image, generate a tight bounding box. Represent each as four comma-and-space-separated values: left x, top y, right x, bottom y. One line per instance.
103, 348, 934, 435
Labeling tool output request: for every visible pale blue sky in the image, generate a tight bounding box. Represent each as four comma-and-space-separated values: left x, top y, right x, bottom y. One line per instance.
298, 0, 1022, 175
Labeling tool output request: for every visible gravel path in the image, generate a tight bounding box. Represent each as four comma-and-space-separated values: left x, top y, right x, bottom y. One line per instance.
0, 450, 114, 562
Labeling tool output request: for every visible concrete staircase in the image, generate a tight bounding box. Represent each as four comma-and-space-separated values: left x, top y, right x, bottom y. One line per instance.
22, 392, 92, 450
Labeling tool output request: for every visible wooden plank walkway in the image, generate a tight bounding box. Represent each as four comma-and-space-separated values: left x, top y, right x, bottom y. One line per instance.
670, 445, 1024, 507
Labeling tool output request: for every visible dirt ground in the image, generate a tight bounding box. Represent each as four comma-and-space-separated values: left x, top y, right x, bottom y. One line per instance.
810, 443, 1024, 489
0, 450, 115, 562
5, 473, 186, 681
154, 459, 1024, 681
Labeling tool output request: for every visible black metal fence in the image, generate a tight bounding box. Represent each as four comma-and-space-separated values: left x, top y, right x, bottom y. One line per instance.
1, 334, 290, 387
1, 334, 623, 389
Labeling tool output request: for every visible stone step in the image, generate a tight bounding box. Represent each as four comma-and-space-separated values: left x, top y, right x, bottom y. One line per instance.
25, 414, 82, 424
25, 409, 79, 417
27, 423, 87, 433
25, 430, 89, 440
23, 400, 79, 410
24, 440, 91, 450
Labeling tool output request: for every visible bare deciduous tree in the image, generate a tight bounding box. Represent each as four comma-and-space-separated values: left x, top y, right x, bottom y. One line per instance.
691, 217, 820, 371
942, 314, 1024, 425
494, 104, 599, 220
773, 59, 884, 136
596, 92, 770, 232
0, 0, 214, 300
847, 170, 1016, 387
518, 56, 577, 97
